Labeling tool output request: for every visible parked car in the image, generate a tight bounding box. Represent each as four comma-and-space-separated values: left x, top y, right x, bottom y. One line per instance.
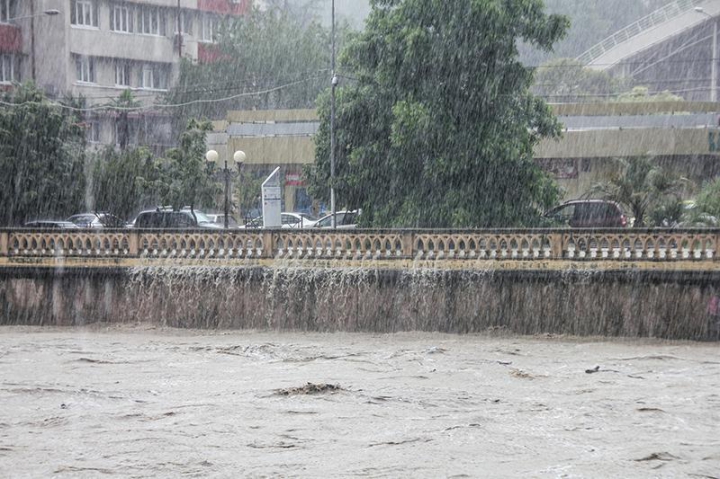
129, 208, 222, 229
24, 220, 79, 229
314, 210, 360, 228
205, 214, 239, 228
282, 212, 318, 228
543, 200, 627, 228
66, 212, 125, 228
238, 216, 262, 229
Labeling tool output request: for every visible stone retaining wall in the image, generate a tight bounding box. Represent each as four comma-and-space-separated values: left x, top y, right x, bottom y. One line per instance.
1, 266, 718, 340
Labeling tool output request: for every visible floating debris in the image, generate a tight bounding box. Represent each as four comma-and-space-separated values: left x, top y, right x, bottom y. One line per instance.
509, 369, 533, 379
633, 452, 680, 462
274, 382, 344, 396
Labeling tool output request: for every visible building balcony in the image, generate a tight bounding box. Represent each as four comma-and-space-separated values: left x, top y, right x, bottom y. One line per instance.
70, 28, 176, 63
197, 0, 250, 16
0, 24, 21, 53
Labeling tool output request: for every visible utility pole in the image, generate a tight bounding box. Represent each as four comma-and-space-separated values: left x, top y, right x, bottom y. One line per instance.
712, 19, 717, 102
695, 7, 718, 102
330, 0, 337, 228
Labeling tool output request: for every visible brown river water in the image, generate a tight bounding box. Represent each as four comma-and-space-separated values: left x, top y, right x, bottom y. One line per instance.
0, 326, 718, 478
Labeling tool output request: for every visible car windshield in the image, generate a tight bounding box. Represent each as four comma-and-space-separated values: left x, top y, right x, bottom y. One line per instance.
188, 211, 212, 223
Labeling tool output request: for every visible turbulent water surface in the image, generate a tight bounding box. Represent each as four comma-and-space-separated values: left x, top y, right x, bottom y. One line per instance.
0, 326, 718, 478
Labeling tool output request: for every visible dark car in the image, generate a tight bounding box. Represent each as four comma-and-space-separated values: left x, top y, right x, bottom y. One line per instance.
67, 212, 125, 228
130, 209, 221, 229
543, 200, 627, 228
24, 220, 79, 229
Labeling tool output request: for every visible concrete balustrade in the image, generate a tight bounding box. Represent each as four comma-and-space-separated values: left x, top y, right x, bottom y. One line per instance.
1, 228, 720, 266
3, 228, 720, 339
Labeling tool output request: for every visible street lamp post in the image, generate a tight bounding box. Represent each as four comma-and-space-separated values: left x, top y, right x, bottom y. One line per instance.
695, 7, 717, 102
205, 149, 247, 229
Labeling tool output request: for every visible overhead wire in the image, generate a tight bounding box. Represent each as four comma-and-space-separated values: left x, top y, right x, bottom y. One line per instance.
0, 75, 327, 113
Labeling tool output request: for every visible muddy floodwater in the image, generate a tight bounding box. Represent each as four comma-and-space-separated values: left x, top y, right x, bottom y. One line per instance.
0, 326, 718, 478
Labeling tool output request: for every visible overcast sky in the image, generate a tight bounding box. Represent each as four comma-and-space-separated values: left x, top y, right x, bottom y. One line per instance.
322, 0, 371, 28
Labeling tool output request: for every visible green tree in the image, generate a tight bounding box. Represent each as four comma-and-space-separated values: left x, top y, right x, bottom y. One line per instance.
684, 178, 720, 227
616, 86, 683, 103
235, 169, 263, 221
588, 156, 688, 227
89, 146, 163, 220
0, 83, 87, 225
160, 120, 218, 216
307, 0, 569, 227
164, 7, 342, 128
532, 58, 623, 102
113, 90, 141, 151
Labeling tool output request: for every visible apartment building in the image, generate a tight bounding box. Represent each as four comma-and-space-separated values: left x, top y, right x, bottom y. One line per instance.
0, 0, 250, 147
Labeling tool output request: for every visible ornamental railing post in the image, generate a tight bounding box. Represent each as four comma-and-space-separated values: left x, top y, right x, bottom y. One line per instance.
262, 230, 274, 258
0, 231, 8, 257
402, 230, 414, 259
550, 232, 563, 259
128, 231, 139, 257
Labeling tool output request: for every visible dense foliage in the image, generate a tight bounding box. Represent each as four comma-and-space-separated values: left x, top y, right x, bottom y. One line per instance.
0, 84, 86, 226
532, 58, 623, 102
588, 157, 688, 227
307, 0, 569, 227
164, 6, 338, 128
89, 147, 163, 220
160, 120, 219, 213
89, 120, 217, 220
532, 59, 685, 103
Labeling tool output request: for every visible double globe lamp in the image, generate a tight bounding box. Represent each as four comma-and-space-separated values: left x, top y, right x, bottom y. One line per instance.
205, 149, 247, 229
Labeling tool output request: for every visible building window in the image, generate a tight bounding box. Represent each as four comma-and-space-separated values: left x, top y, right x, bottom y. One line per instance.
71, 0, 98, 27
87, 121, 100, 143
201, 14, 219, 42
140, 64, 167, 90
0, 0, 16, 24
115, 62, 131, 86
175, 10, 192, 36
138, 6, 165, 36
75, 56, 95, 83
0, 54, 14, 83
111, 4, 133, 33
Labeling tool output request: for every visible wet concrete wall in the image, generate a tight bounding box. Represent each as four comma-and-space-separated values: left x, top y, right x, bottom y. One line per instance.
1, 266, 719, 340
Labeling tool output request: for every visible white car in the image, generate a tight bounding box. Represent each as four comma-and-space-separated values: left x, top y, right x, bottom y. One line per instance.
282, 212, 318, 228
313, 210, 360, 228
205, 214, 239, 228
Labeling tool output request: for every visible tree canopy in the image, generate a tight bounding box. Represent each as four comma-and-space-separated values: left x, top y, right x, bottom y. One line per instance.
0, 84, 87, 226
588, 156, 688, 227
532, 58, 623, 102
89, 146, 163, 221
307, 0, 569, 227
88, 120, 217, 220
164, 6, 340, 126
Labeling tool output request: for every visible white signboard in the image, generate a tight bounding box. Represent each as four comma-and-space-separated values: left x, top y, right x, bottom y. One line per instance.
262, 167, 282, 228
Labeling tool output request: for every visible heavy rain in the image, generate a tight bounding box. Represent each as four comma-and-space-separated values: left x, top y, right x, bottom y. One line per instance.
0, 0, 719, 477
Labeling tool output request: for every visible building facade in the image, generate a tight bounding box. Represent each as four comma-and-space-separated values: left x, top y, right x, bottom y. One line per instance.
0, 0, 250, 148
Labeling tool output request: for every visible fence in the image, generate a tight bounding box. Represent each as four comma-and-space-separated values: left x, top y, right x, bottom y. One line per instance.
2, 228, 719, 263
576, 0, 705, 66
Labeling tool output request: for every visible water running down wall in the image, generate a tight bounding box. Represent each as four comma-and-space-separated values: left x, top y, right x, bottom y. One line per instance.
1, 266, 718, 341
